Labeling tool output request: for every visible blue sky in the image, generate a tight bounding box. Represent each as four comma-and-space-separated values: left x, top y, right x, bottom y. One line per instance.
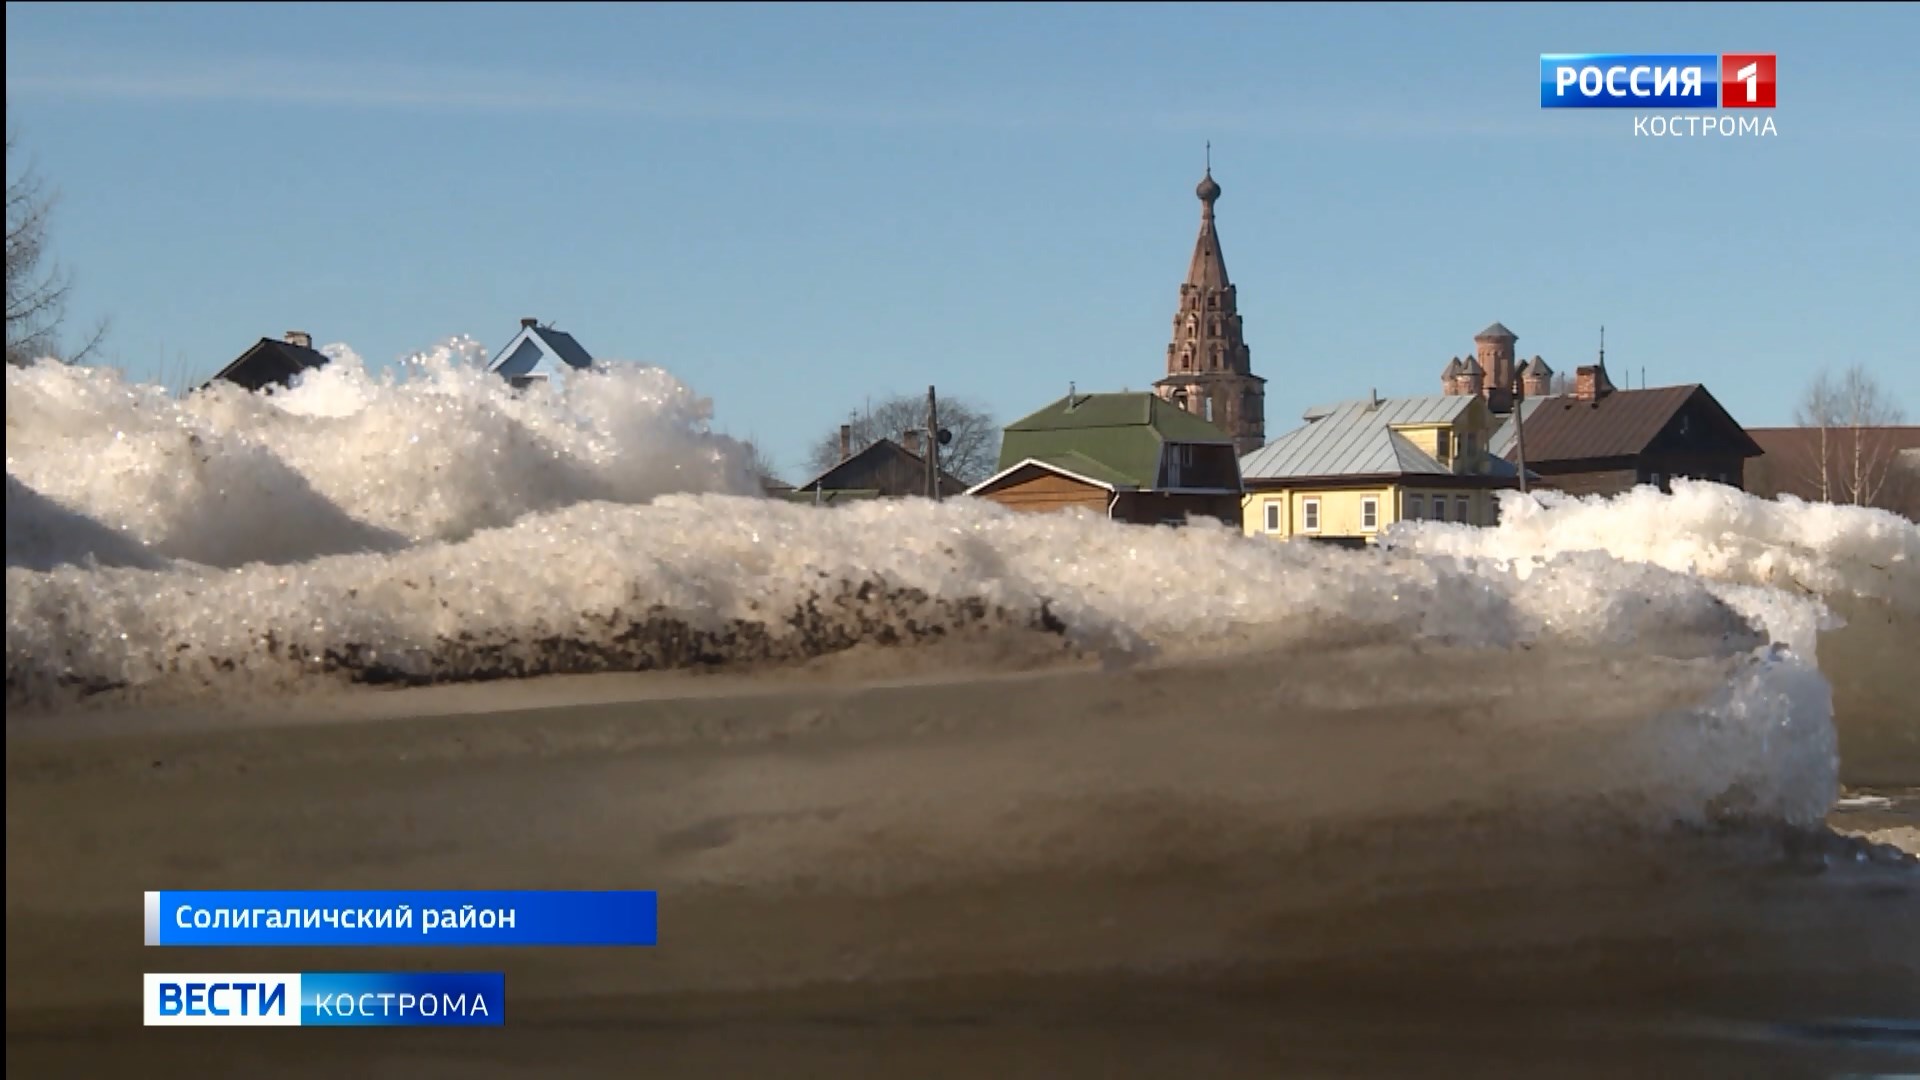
7, 2, 1917, 480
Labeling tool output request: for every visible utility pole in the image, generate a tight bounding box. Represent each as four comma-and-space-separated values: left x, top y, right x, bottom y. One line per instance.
926, 385, 943, 501
1512, 386, 1531, 496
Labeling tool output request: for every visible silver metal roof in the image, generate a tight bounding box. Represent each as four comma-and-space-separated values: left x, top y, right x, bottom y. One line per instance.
1241, 395, 1476, 480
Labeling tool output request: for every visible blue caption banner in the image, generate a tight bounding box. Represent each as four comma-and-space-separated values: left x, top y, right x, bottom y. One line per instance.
144, 972, 505, 1027
1540, 53, 1721, 108
144, 890, 657, 947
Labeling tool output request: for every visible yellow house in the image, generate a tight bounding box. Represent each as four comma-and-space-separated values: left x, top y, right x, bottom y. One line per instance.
1239, 393, 1522, 545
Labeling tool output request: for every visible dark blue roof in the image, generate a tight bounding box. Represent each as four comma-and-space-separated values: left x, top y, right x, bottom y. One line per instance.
492, 338, 546, 379
532, 327, 594, 369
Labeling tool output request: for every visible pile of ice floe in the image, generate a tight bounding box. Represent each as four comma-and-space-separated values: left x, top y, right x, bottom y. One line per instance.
1386, 481, 1920, 653
1393, 480, 1919, 612
8, 489, 1788, 702
7, 356, 1917, 710
5, 347, 761, 568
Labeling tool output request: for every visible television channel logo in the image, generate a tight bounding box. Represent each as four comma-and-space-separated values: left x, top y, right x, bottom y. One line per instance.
1539, 54, 1776, 109
142, 973, 505, 1027
1719, 54, 1776, 108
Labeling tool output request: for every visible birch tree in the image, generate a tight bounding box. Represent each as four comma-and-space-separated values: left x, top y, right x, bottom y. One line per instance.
1793, 364, 1908, 508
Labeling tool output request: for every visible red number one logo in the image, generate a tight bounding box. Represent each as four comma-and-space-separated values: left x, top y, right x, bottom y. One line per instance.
1721, 54, 1776, 108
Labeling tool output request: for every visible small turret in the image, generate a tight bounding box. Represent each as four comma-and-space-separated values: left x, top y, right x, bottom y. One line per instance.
1459, 357, 1485, 396
1521, 355, 1553, 398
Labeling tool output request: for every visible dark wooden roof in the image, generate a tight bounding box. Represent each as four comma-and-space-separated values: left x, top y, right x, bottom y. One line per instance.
798, 438, 965, 498
202, 338, 331, 392
1504, 385, 1761, 464
531, 326, 594, 369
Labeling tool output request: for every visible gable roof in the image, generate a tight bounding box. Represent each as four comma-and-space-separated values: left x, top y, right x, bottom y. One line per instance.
533, 327, 594, 368
967, 451, 1144, 496
1494, 384, 1760, 464
797, 437, 965, 497
998, 392, 1235, 490
201, 337, 331, 393
485, 323, 595, 377
1243, 395, 1513, 481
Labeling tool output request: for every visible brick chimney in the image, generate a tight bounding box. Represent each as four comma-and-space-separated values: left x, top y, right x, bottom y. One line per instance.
901, 428, 923, 455
1573, 364, 1615, 402
839, 424, 853, 462
521, 317, 538, 329
284, 330, 312, 349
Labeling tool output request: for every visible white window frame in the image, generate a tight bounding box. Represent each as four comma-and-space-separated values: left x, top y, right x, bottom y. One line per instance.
1406, 494, 1423, 520
1301, 497, 1321, 533
1455, 495, 1470, 524
1431, 497, 1446, 522
1360, 496, 1379, 532
1264, 501, 1282, 533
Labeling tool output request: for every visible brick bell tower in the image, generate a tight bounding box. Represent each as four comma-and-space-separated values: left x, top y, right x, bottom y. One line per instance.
1153, 154, 1267, 456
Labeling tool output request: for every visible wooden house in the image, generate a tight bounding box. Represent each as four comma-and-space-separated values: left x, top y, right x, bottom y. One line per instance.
966, 391, 1242, 525
792, 426, 965, 503
1240, 392, 1521, 544
1489, 367, 1761, 497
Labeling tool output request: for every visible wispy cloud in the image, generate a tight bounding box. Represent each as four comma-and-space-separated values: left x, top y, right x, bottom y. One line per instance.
4, 49, 1570, 141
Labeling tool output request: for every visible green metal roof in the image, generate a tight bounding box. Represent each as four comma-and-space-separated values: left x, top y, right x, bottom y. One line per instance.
1008, 392, 1231, 439
1028, 451, 1139, 489
998, 392, 1232, 489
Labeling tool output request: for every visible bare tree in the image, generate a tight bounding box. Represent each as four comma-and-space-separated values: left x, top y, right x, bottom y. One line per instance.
1793, 364, 1910, 509
805, 393, 1000, 484
6, 121, 105, 366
